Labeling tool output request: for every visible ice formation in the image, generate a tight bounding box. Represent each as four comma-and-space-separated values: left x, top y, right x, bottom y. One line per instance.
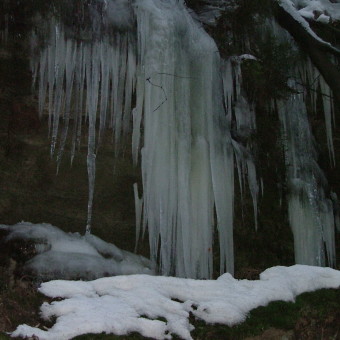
222, 56, 258, 228
28, 0, 338, 279
0, 222, 155, 280
11, 265, 340, 340
264, 18, 337, 267
134, 0, 235, 278
30, 0, 239, 278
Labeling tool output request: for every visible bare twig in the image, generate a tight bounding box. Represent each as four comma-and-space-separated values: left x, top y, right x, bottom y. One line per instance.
146, 77, 168, 112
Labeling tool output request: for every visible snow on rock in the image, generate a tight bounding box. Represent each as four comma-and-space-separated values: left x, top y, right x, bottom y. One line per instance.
291, 0, 340, 22
0, 222, 155, 280
11, 265, 340, 340
279, 0, 340, 51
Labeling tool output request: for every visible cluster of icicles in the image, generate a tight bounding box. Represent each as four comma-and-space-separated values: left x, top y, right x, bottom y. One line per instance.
30, 0, 336, 278
271, 20, 337, 267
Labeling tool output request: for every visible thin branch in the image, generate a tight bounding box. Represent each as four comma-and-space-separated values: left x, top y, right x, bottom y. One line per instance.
146, 77, 168, 112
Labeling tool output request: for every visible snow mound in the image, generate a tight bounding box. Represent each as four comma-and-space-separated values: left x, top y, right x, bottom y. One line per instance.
11, 265, 340, 340
0, 222, 155, 280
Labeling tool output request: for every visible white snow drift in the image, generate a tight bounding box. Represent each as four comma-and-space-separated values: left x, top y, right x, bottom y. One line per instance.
11, 265, 340, 340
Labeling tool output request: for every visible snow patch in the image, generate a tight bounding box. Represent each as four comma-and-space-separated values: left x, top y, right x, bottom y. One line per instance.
11, 265, 340, 340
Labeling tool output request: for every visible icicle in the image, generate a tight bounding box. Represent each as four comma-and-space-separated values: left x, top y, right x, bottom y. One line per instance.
113, 35, 127, 153
123, 35, 137, 136
319, 77, 335, 166
85, 44, 100, 234
133, 183, 143, 253
132, 72, 145, 166
57, 40, 77, 172
222, 56, 258, 229
331, 192, 340, 233
97, 42, 110, 149
298, 58, 335, 166
221, 59, 233, 121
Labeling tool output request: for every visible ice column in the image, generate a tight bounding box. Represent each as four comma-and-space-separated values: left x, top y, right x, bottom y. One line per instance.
133, 0, 235, 278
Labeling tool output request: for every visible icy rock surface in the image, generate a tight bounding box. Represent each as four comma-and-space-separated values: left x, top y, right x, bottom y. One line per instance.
11, 265, 340, 340
0, 222, 155, 280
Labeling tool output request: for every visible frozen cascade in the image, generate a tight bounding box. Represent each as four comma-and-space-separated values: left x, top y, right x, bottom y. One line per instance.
134, 0, 235, 278
222, 57, 258, 228
267, 18, 337, 267
28, 0, 339, 278
31, 0, 237, 278
278, 79, 336, 267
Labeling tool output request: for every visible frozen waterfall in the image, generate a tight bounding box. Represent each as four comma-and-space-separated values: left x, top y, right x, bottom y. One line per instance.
29, 0, 336, 278
278, 79, 336, 267
267, 19, 337, 267
31, 0, 237, 278
134, 0, 236, 278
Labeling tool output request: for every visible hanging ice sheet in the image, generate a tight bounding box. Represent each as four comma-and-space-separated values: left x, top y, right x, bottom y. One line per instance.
133, 0, 235, 278
31, 0, 236, 279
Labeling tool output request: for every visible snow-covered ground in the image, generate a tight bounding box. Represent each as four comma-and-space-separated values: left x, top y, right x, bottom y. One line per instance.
1, 222, 340, 339
10, 265, 340, 340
